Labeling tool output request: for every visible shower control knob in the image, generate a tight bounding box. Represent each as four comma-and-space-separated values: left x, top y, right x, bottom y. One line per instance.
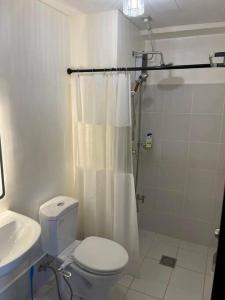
140, 195, 145, 203
215, 228, 220, 239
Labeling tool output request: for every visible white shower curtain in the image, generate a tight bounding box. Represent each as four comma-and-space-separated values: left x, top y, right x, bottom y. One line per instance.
71, 72, 140, 273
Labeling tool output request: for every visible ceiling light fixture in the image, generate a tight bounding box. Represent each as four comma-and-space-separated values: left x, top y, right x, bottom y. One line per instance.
123, 0, 144, 17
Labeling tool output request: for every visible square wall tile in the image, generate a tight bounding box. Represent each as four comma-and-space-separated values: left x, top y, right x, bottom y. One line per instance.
139, 162, 160, 188
180, 218, 212, 246
161, 114, 190, 141
214, 171, 225, 202
192, 84, 225, 114
189, 142, 219, 170
190, 115, 221, 143
186, 169, 216, 198
140, 211, 183, 240
162, 85, 192, 114
217, 144, 225, 171
161, 140, 188, 167
154, 189, 184, 216
159, 166, 186, 192
142, 85, 164, 113
183, 193, 214, 223
220, 115, 225, 143
212, 198, 223, 224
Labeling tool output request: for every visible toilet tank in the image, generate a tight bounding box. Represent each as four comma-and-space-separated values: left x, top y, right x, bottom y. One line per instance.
39, 196, 79, 256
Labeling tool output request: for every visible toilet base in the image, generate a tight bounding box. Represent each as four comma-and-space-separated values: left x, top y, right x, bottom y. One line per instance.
59, 264, 121, 300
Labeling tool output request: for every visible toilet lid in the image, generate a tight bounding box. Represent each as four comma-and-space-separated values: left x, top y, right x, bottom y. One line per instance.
72, 236, 129, 274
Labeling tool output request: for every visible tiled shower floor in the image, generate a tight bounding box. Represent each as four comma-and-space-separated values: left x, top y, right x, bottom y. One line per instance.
36, 230, 215, 300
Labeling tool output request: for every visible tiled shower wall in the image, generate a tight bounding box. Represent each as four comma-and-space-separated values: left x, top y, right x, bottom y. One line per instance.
138, 83, 225, 247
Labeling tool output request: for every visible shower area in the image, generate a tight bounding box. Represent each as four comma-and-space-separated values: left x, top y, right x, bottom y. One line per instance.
132, 49, 225, 248
129, 43, 225, 300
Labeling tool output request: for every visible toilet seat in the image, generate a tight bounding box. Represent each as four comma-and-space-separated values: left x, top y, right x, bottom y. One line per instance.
72, 236, 129, 275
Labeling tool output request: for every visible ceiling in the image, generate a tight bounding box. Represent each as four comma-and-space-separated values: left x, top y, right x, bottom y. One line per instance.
58, 0, 225, 29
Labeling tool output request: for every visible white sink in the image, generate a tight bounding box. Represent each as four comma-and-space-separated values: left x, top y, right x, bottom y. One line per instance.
0, 210, 41, 277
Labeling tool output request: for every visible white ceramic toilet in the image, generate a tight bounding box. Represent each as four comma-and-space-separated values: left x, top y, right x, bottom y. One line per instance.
39, 196, 129, 300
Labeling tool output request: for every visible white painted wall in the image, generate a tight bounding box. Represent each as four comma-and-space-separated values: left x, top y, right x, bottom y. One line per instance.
0, 0, 72, 220
117, 11, 144, 67
70, 10, 144, 69
70, 11, 118, 68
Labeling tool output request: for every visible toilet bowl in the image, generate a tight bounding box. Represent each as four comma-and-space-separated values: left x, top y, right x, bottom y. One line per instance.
39, 196, 129, 300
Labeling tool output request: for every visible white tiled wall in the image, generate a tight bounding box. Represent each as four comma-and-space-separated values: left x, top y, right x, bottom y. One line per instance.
138, 83, 225, 246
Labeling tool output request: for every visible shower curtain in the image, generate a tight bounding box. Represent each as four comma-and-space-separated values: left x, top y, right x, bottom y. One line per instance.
71, 72, 140, 274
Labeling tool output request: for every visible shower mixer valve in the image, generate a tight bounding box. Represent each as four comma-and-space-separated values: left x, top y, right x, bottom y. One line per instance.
136, 194, 145, 204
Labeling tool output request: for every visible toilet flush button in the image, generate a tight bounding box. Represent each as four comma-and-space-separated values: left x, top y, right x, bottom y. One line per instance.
57, 202, 64, 207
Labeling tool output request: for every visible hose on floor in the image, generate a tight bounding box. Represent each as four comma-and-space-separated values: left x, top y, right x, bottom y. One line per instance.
47, 266, 62, 300
63, 275, 73, 300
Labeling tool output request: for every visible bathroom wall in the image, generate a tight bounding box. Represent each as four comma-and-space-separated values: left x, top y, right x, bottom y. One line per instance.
0, 0, 72, 297
0, 0, 72, 219
138, 33, 225, 246
70, 10, 144, 69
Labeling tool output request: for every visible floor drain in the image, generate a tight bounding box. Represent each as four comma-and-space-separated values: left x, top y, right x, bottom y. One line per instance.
160, 255, 177, 268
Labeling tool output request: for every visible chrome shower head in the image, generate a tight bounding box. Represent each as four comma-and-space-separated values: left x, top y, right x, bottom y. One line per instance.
133, 73, 149, 93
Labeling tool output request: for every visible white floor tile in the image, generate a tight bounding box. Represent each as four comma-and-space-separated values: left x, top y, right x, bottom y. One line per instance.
131, 258, 171, 299
177, 249, 207, 273
126, 290, 158, 300
111, 285, 127, 300
179, 240, 208, 255
170, 267, 204, 294
139, 230, 156, 257
131, 279, 167, 300
119, 274, 134, 288
165, 285, 202, 300
203, 274, 214, 300
154, 234, 180, 248
147, 240, 178, 261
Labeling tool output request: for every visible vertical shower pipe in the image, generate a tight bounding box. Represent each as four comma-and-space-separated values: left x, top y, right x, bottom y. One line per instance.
134, 54, 148, 211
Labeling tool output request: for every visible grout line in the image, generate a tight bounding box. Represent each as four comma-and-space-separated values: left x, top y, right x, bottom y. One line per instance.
128, 287, 162, 300
143, 111, 225, 116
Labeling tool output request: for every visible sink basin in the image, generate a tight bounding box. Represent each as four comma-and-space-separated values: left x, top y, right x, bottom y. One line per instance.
0, 210, 41, 277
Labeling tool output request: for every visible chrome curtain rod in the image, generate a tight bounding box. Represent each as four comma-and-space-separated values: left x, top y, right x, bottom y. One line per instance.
67, 52, 225, 74
67, 63, 225, 74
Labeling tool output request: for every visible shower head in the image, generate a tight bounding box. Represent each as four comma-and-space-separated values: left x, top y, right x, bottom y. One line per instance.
139, 73, 149, 82
133, 73, 149, 93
